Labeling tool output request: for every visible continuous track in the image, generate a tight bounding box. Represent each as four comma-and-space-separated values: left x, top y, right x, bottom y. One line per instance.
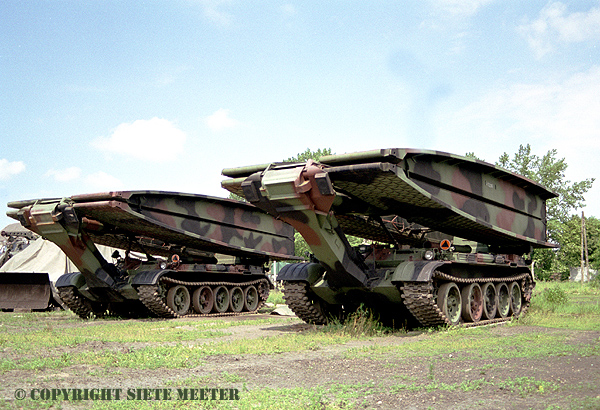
59, 277, 270, 319
283, 271, 534, 328
401, 271, 532, 328
137, 277, 270, 318
282, 282, 330, 325
57, 287, 95, 319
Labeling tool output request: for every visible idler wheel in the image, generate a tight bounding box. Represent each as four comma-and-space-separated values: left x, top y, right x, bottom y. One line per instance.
166, 285, 190, 316
192, 286, 214, 314
438, 282, 462, 326
495, 283, 510, 318
481, 282, 498, 320
461, 283, 483, 323
229, 286, 244, 313
244, 285, 259, 311
509, 282, 522, 316
213, 286, 230, 313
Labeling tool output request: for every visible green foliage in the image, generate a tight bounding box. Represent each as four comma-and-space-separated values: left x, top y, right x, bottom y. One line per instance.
228, 192, 245, 201
322, 305, 392, 337
464, 152, 483, 161
524, 282, 600, 329
497, 144, 594, 225
266, 290, 285, 305
285, 148, 333, 163
538, 285, 569, 311
497, 144, 595, 277
590, 274, 600, 289
552, 214, 600, 276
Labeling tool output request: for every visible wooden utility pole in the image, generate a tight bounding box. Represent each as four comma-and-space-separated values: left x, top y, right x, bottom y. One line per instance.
581, 211, 589, 283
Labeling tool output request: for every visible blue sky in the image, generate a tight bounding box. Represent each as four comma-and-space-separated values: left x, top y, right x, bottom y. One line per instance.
1, 0, 599, 231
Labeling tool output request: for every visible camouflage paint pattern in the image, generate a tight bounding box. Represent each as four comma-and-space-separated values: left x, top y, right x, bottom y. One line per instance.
8, 191, 296, 262
6, 191, 297, 300
319, 149, 555, 253
223, 149, 556, 251
221, 148, 557, 287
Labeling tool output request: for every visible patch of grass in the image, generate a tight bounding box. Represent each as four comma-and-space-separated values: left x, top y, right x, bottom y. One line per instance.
1, 329, 353, 372
569, 396, 600, 410
321, 305, 395, 338
537, 285, 569, 311
497, 376, 559, 397
343, 325, 598, 362
77, 385, 352, 410
521, 282, 600, 330
219, 371, 245, 383
0, 315, 297, 353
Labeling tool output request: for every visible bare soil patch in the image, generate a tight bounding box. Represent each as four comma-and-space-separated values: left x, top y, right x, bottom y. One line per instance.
1, 313, 599, 409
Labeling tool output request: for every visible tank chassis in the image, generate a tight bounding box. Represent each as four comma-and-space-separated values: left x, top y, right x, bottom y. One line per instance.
7, 191, 298, 319
221, 148, 558, 327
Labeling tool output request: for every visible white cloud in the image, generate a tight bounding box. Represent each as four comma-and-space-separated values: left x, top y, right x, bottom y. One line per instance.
432, 66, 600, 213
205, 109, 240, 131
198, 0, 233, 26
85, 172, 125, 191
518, 2, 600, 58
92, 118, 186, 162
435, 66, 600, 154
45, 167, 81, 182
0, 159, 25, 180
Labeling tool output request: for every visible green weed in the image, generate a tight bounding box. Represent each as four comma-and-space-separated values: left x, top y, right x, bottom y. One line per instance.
266, 290, 286, 305
321, 305, 393, 337
498, 376, 559, 397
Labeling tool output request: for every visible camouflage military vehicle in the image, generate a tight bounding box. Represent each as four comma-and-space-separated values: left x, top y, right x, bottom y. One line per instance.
222, 148, 557, 327
7, 191, 297, 318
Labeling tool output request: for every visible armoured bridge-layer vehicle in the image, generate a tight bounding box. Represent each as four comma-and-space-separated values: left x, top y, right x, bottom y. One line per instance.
7, 191, 297, 318
222, 148, 557, 327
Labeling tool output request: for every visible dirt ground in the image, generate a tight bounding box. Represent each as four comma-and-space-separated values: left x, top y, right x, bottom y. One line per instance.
1, 313, 599, 410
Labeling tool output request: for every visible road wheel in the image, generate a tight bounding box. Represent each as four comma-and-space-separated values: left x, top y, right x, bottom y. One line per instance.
166, 285, 190, 316
192, 286, 213, 314
244, 285, 259, 311
213, 286, 229, 313
495, 283, 510, 318
438, 282, 462, 326
481, 282, 497, 320
229, 286, 244, 313
509, 282, 522, 316
461, 283, 483, 323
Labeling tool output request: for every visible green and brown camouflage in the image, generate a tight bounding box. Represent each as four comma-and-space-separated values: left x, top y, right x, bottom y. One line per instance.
6, 190, 297, 318
221, 148, 557, 327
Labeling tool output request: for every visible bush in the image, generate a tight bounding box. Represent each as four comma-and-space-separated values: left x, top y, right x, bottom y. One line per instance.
538, 285, 569, 311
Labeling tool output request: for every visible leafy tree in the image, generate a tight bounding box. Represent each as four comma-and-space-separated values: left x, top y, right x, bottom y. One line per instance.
464, 152, 482, 161
555, 215, 600, 277
497, 144, 595, 279
285, 148, 332, 163
498, 144, 594, 224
